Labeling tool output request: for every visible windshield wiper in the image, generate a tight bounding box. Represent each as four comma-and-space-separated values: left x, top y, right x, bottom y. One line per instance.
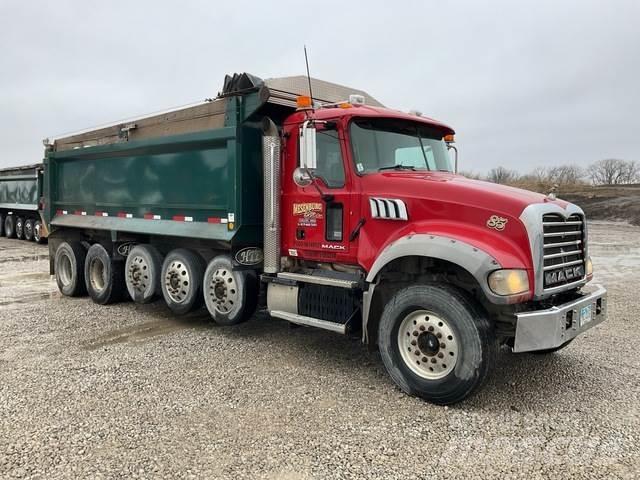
378, 164, 416, 171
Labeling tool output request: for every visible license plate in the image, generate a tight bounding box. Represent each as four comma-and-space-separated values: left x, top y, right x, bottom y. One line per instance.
580, 305, 592, 326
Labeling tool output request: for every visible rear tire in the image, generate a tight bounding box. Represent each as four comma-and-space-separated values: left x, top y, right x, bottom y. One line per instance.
24, 219, 34, 241
0, 213, 5, 236
15, 217, 24, 240
161, 249, 204, 315
33, 220, 45, 244
125, 244, 163, 304
84, 243, 125, 305
378, 283, 497, 405
54, 242, 87, 297
203, 255, 257, 326
4, 215, 16, 238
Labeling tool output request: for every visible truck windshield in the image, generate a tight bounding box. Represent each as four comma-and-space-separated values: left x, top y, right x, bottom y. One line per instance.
350, 118, 452, 173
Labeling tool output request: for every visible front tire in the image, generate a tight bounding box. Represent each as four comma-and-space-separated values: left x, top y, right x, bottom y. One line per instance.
378, 284, 497, 405
84, 243, 125, 305
161, 249, 204, 315
203, 255, 257, 325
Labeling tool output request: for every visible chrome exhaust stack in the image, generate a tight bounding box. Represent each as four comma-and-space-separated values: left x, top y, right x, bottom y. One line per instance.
262, 117, 281, 274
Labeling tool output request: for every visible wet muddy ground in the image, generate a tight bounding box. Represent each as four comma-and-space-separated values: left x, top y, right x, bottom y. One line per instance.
0, 222, 638, 479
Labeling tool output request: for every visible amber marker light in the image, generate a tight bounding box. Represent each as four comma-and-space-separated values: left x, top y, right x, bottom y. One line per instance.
296, 95, 313, 109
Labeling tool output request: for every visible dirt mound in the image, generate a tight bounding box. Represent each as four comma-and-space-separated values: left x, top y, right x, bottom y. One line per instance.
559, 185, 640, 226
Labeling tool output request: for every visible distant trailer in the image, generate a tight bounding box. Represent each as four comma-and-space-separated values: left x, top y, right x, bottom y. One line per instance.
0, 163, 48, 243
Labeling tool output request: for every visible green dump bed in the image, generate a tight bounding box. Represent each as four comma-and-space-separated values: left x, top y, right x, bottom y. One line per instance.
0, 164, 42, 211
44, 73, 382, 246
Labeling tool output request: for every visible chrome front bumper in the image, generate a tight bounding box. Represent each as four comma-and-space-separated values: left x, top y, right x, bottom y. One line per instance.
513, 284, 607, 353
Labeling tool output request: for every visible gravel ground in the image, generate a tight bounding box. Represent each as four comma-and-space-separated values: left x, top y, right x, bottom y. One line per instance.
0, 222, 638, 479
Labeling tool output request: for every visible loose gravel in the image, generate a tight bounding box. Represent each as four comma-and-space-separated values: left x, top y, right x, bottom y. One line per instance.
0, 222, 638, 479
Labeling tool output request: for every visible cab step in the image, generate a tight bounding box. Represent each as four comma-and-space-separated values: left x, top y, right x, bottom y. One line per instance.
269, 310, 347, 334
276, 271, 360, 289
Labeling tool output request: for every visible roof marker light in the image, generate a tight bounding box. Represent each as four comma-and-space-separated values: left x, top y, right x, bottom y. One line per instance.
349, 94, 365, 105
296, 95, 313, 109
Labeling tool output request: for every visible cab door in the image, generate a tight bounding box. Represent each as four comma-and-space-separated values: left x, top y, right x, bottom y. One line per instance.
282, 124, 358, 265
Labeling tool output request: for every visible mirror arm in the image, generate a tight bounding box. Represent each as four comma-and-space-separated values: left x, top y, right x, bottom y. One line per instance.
304, 168, 334, 203
447, 144, 458, 173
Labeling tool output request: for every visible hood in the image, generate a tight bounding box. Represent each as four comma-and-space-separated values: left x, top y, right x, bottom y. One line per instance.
361, 171, 568, 219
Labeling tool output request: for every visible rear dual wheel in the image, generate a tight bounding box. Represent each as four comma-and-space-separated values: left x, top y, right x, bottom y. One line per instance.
203, 255, 257, 326
24, 219, 34, 241
4, 215, 15, 238
125, 244, 162, 304
84, 244, 126, 305
33, 220, 45, 244
15, 217, 24, 240
54, 242, 87, 297
161, 249, 205, 315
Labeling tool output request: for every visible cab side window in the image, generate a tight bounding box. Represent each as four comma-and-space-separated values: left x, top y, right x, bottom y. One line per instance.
314, 131, 345, 188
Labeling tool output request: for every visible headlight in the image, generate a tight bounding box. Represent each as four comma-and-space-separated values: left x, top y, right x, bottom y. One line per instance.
586, 257, 593, 278
488, 269, 530, 296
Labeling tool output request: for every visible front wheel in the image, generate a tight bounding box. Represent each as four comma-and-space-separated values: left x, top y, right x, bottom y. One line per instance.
378, 284, 497, 405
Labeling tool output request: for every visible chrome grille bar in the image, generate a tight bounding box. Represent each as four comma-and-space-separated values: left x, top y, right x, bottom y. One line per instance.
542, 213, 586, 290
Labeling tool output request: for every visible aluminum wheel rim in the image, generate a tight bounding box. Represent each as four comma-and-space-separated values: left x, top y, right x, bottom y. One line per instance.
89, 258, 106, 292
127, 255, 150, 294
207, 267, 238, 314
165, 261, 190, 303
34, 224, 41, 242
397, 310, 459, 380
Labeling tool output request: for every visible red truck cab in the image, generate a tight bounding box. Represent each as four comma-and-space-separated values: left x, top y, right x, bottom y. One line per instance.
264, 95, 607, 404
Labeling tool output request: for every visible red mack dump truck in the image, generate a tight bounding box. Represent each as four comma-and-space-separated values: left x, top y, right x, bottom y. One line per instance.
43, 73, 607, 404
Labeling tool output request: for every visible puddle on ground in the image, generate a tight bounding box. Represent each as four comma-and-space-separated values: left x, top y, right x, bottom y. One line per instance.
0, 253, 49, 264
81, 315, 210, 351
0, 291, 61, 307
0, 272, 52, 284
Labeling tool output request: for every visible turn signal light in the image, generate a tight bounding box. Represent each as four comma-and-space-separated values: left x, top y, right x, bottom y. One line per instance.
296, 95, 313, 109
586, 257, 593, 279
444, 134, 455, 143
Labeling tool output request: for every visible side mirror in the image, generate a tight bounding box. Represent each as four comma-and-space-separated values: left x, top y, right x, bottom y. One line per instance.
293, 167, 313, 187
299, 121, 317, 169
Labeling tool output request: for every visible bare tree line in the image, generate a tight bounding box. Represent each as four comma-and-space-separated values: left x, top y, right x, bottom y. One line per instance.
461, 159, 639, 187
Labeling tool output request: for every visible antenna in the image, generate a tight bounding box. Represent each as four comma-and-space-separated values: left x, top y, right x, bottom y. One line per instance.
304, 45, 315, 110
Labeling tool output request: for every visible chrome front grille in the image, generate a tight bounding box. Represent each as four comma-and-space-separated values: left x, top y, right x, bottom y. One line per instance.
542, 213, 586, 290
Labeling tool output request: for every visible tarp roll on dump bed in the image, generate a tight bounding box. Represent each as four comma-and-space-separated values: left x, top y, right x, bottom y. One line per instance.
51, 73, 383, 152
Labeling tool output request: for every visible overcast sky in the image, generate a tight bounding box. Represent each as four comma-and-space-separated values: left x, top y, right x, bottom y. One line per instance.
0, 0, 638, 173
